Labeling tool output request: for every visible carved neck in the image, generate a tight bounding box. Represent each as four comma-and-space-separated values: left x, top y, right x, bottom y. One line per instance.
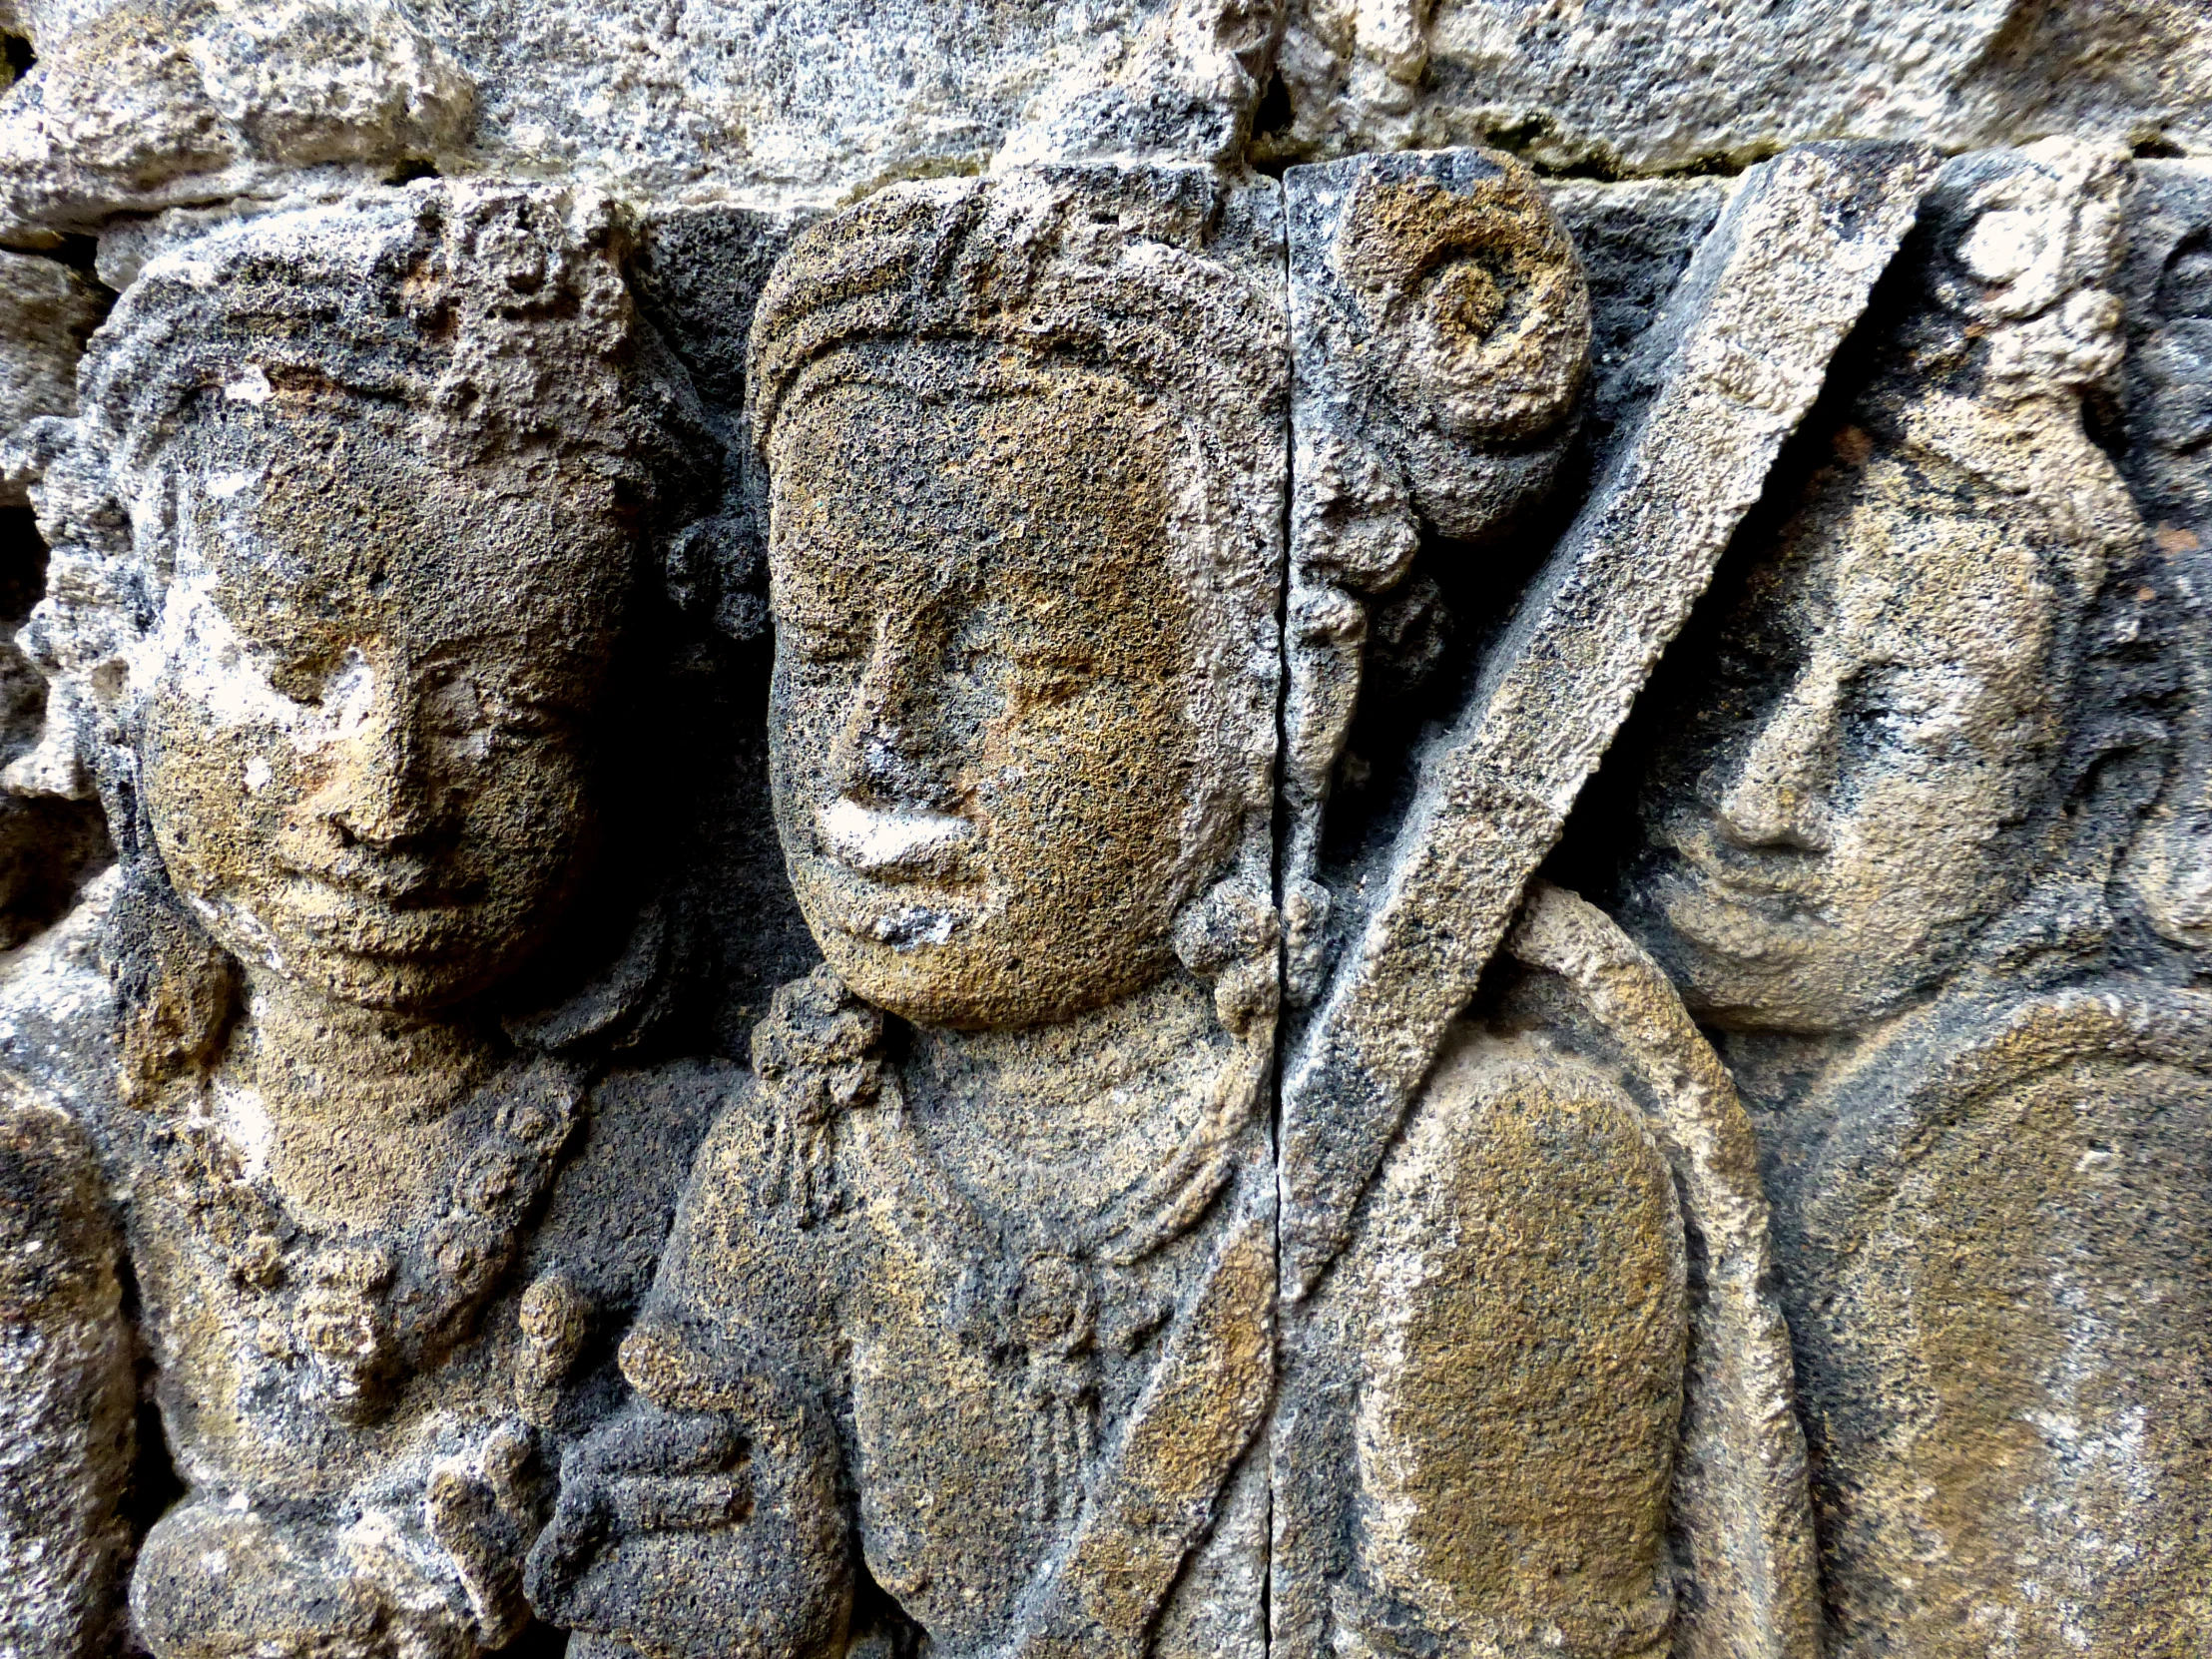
238, 970, 500, 1129
903, 971, 1228, 1197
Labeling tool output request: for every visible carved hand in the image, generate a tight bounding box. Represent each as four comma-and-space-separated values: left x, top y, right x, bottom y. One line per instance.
524, 1398, 851, 1659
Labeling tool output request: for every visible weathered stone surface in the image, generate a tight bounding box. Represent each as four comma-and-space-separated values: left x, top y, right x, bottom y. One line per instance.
1263, 0, 2212, 174
1612, 138, 2212, 1653
0, 9, 2205, 1659
1794, 988, 2212, 1655
2123, 159, 2212, 950
1273, 881, 1816, 1659
1281, 145, 1590, 1002
526, 165, 1287, 1659
0, 0, 473, 240
1281, 137, 1937, 1300
0, 514, 108, 956
0, 0, 1279, 244
5, 179, 734, 1657
0, 1076, 132, 1659
6, 0, 2206, 252
0, 255, 111, 943
0, 256, 102, 506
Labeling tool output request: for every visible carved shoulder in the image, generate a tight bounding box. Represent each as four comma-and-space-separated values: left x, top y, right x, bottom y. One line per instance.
640, 1071, 851, 1398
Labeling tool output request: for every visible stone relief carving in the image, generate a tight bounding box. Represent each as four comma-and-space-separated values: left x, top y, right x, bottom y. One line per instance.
1271, 880, 1819, 1659
3, 181, 735, 1657
1616, 140, 2212, 1655
527, 166, 1287, 1659
1259, 0, 2211, 171
2126, 158, 2212, 951
1279, 145, 1589, 1003
1266, 140, 1932, 1659
1, 1078, 132, 1657
0, 8, 2205, 1659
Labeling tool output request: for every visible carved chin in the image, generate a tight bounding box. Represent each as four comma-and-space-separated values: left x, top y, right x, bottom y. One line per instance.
209, 899, 522, 1010
809, 917, 1055, 1031
1641, 892, 1927, 1034
1620, 873, 1835, 1029
795, 865, 1166, 1030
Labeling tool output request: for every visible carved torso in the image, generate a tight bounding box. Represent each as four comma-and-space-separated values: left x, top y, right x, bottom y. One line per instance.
643, 971, 1274, 1658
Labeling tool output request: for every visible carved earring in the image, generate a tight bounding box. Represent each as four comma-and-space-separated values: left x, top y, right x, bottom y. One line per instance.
1172, 877, 1281, 1036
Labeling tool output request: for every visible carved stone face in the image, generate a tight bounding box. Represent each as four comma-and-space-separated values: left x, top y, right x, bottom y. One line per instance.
138, 404, 630, 1012
1622, 452, 2061, 1032
767, 370, 1200, 1030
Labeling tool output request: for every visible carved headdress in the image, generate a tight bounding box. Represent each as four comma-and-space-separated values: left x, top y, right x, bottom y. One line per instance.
1883, 141, 2159, 964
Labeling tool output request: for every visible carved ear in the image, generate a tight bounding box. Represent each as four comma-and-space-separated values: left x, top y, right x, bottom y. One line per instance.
1173, 876, 1281, 1035
661, 493, 769, 643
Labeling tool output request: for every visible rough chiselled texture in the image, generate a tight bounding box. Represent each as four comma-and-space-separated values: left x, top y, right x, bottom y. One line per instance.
1273, 882, 1817, 1659
1612, 137, 2212, 1655
525, 165, 1287, 1659
1280, 138, 1937, 1301
2126, 160, 2212, 953
6, 180, 731, 1658
1263, 0, 2212, 172
0, 1079, 131, 1659
1281, 145, 1589, 1004
0, 8, 2205, 1659
0, 0, 1278, 241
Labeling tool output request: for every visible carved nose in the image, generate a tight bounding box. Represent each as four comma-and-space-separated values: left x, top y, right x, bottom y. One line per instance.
830, 615, 959, 813
843, 725, 948, 810
315, 670, 435, 850
325, 738, 433, 848
1704, 664, 1840, 853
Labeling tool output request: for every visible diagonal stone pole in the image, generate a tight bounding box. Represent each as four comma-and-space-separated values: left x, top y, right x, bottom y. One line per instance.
1280, 139, 1941, 1301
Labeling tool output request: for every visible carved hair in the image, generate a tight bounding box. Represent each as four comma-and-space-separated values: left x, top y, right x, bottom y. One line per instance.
744, 167, 1287, 916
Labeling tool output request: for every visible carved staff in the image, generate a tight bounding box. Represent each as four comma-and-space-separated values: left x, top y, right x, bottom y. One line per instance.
1281, 139, 1943, 1302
